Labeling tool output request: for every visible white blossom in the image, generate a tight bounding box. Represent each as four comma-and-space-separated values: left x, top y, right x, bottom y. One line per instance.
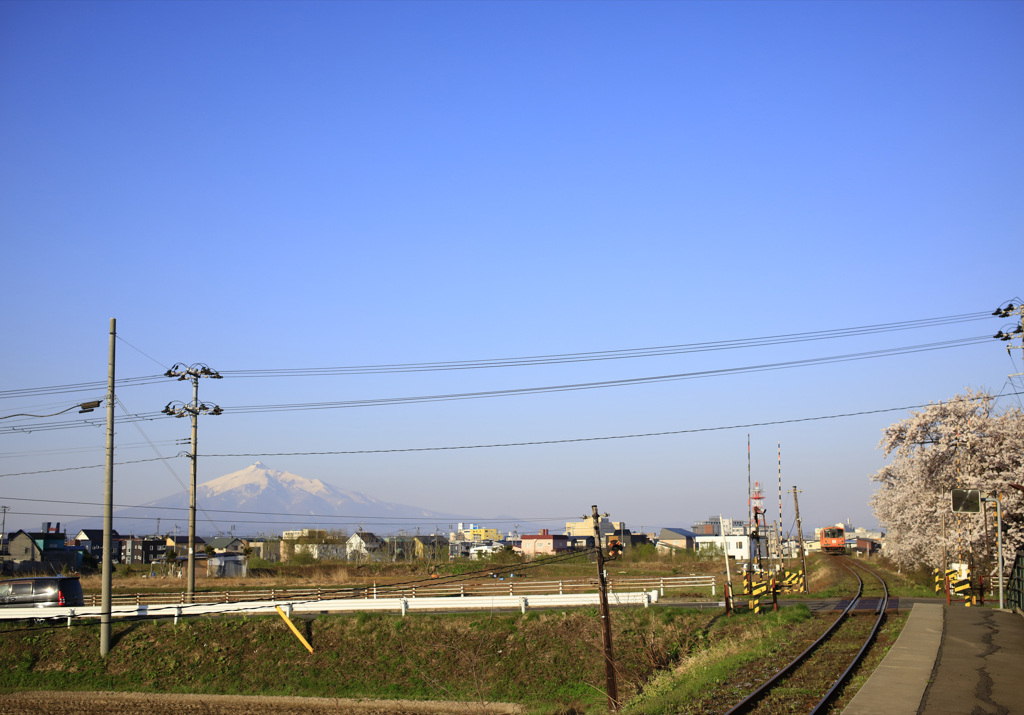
870, 389, 1024, 573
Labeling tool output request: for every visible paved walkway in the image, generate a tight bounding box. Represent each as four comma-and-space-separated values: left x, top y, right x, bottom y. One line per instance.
843, 602, 1024, 715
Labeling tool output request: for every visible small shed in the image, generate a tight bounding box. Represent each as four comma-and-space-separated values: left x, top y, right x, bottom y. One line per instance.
206, 554, 248, 578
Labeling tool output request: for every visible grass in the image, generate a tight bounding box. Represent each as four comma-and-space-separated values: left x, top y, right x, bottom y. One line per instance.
0, 606, 726, 713
621, 606, 815, 715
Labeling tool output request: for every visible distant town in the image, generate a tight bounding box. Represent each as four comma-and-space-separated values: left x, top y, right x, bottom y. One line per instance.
2, 516, 884, 577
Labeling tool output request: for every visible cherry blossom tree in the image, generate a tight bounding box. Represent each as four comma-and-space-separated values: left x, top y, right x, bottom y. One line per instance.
870, 389, 1024, 573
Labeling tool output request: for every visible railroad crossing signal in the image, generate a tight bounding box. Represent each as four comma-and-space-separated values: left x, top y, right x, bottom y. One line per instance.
951, 489, 981, 513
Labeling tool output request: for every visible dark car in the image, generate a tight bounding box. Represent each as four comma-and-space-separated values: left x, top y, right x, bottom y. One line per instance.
0, 576, 85, 608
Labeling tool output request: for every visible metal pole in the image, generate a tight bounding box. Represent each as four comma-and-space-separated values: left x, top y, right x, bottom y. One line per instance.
591, 505, 618, 711
187, 377, 198, 602
101, 318, 115, 656
995, 496, 1004, 610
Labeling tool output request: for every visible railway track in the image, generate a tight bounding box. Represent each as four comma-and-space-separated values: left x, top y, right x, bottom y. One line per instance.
723, 556, 890, 715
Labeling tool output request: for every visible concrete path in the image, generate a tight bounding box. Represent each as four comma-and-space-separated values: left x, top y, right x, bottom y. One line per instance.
919, 605, 1024, 715
843, 602, 1024, 715
843, 602, 943, 715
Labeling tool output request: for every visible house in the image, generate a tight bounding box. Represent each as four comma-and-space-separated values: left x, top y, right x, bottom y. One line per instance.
204, 537, 245, 554
413, 534, 449, 560
657, 527, 697, 553
518, 532, 570, 559
7, 528, 80, 570
694, 533, 752, 561
346, 532, 382, 561
166, 535, 205, 554
121, 537, 167, 565
246, 539, 281, 562
73, 529, 123, 562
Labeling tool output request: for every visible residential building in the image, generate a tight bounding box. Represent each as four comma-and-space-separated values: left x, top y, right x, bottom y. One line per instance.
694, 533, 752, 561
166, 535, 205, 553
346, 532, 382, 561
518, 531, 570, 559
122, 537, 167, 565
8, 528, 79, 569
73, 529, 122, 563
204, 537, 245, 554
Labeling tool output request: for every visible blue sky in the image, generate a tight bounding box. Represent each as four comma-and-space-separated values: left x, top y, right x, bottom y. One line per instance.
1, 1, 1022, 538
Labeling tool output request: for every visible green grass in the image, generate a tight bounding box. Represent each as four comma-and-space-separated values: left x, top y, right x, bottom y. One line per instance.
0, 606, 724, 713
621, 606, 814, 715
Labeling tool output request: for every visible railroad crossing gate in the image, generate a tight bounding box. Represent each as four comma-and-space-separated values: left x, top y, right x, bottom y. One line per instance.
745, 577, 770, 613
934, 568, 957, 593
779, 570, 804, 592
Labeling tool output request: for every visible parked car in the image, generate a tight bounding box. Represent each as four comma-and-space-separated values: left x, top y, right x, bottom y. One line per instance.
0, 576, 85, 608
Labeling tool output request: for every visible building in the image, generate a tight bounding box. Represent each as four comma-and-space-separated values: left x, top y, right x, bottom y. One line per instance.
73, 529, 123, 563
122, 537, 167, 565
413, 534, 449, 560
565, 518, 618, 539
694, 533, 752, 561
204, 537, 245, 554
7, 528, 80, 570
166, 535, 205, 554
656, 527, 697, 553
690, 516, 749, 537
282, 529, 328, 540
518, 531, 570, 559
346, 532, 382, 561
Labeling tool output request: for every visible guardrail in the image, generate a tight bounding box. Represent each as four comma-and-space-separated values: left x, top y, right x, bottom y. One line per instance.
0, 590, 661, 624
76, 574, 716, 606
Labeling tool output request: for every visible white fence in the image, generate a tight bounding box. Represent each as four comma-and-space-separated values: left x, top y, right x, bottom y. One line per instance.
73, 574, 717, 607
0, 590, 661, 624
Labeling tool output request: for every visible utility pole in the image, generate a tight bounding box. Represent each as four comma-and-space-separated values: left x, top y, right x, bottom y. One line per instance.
100, 318, 115, 656
588, 504, 619, 711
790, 486, 808, 593
163, 363, 222, 603
1, 505, 8, 557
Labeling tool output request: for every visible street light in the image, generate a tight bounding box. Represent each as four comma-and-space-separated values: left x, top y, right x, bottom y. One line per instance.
163, 363, 222, 602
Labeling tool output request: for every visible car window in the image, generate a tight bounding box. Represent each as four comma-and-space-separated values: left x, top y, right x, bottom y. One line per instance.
0, 584, 10, 597
12, 583, 32, 596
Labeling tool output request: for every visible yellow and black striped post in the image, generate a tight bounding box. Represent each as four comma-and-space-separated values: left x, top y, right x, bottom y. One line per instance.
748, 578, 769, 613
951, 569, 972, 607
781, 570, 804, 592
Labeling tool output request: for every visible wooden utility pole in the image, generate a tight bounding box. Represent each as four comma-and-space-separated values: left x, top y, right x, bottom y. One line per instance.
101, 318, 115, 656
790, 486, 808, 593
590, 505, 619, 711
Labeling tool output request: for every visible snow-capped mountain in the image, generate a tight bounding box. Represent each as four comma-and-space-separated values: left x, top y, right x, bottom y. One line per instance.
79, 463, 451, 537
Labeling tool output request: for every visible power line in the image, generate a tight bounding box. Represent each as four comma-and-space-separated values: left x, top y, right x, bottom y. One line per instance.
4, 391, 1019, 477
0, 335, 991, 435
222, 336, 992, 414
0, 310, 994, 401
219, 311, 993, 378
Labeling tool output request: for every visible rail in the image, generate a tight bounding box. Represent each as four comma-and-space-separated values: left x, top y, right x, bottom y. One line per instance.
724, 555, 888, 715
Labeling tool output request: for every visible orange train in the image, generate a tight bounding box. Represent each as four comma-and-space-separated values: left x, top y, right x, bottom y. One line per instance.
820, 524, 846, 554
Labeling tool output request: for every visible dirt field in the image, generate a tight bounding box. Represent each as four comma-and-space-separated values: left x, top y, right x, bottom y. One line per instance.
0, 691, 524, 715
